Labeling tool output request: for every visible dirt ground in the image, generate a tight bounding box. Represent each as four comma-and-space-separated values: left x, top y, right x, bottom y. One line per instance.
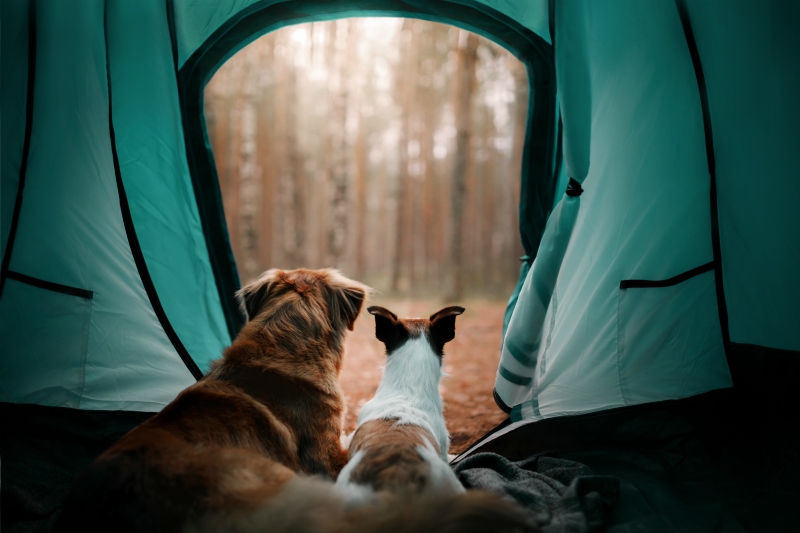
340, 298, 509, 455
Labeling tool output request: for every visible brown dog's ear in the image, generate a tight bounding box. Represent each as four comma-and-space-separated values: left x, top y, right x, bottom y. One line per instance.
367, 306, 398, 344
323, 270, 370, 331
429, 306, 465, 346
339, 286, 367, 331
236, 269, 281, 320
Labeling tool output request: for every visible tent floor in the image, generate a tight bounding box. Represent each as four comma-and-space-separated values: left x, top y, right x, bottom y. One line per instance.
455, 390, 800, 532
3, 390, 799, 532
1, 404, 154, 533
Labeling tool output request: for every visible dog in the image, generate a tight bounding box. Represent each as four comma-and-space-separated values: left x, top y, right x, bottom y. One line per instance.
337, 305, 467, 497
334, 305, 534, 532
53, 268, 368, 533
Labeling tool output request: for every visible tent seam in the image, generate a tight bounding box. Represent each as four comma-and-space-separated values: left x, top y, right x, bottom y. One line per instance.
675, 0, 732, 373
0, 0, 36, 298
104, 0, 203, 381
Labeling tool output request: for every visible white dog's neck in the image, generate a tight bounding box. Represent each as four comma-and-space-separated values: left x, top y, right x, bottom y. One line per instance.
357, 336, 449, 459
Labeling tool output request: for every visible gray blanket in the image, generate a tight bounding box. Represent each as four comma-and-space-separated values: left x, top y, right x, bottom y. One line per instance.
454, 453, 619, 533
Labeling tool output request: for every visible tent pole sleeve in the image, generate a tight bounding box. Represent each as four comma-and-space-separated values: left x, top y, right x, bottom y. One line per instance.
103, 0, 203, 381
0, 0, 36, 298
675, 0, 732, 369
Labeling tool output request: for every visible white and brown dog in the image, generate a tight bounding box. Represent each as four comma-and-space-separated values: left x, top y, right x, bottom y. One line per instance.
336, 305, 467, 497
334, 306, 532, 533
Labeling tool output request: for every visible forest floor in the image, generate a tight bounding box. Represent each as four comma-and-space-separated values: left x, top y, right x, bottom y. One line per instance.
340, 298, 508, 455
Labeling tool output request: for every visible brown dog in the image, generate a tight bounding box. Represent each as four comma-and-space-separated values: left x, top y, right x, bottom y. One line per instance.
53, 268, 368, 533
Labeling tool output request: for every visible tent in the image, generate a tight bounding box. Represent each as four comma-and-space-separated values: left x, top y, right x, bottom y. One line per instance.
2, 0, 798, 531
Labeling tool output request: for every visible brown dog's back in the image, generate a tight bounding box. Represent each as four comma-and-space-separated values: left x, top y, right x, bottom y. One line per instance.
53, 269, 369, 533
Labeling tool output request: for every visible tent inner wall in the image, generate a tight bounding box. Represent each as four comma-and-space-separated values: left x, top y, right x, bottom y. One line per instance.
0, 0, 232, 411
0, 1, 30, 268
496, 0, 733, 420
106, 0, 230, 372
686, 0, 800, 353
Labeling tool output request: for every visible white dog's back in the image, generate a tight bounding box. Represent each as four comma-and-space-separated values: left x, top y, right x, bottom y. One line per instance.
337, 306, 466, 499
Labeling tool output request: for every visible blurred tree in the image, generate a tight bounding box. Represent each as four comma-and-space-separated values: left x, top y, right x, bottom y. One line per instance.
447, 29, 479, 301
206, 18, 526, 299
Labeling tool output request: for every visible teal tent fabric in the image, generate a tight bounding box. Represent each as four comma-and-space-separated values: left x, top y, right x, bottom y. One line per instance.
1, 0, 797, 426
0, 0, 30, 267
496, 0, 737, 419
0, 0, 196, 411
0, 0, 230, 411
171, 0, 550, 71
685, 0, 800, 352
106, 0, 230, 371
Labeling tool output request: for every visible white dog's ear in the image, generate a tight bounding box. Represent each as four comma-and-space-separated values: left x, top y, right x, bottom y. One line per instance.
236, 269, 281, 320
429, 306, 465, 346
367, 306, 399, 345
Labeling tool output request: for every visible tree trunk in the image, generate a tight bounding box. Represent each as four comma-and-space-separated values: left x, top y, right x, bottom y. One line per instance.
447, 30, 479, 301
236, 46, 263, 283
275, 32, 305, 268
326, 20, 355, 269
391, 20, 418, 293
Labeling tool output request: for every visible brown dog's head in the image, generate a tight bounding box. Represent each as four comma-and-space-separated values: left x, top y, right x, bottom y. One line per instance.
236, 268, 370, 335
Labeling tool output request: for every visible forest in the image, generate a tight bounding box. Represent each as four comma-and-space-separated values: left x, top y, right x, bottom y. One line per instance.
205, 18, 528, 300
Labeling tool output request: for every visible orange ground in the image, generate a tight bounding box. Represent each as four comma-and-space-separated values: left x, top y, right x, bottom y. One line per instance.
340, 298, 509, 455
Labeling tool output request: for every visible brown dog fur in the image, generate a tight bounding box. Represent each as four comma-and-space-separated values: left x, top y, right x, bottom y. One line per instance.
53, 268, 368, 533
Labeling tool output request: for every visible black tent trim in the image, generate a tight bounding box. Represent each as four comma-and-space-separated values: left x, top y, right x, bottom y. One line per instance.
619, 260, 714, 289
552, 116, 563, 191
169, 0, 243, 340
176, 0, 557, 340
5, 271, 93, 300
104, 0, 202, 381
675, 0, 732, 365
493, 388, 512, 414
0, 0, 36, 299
